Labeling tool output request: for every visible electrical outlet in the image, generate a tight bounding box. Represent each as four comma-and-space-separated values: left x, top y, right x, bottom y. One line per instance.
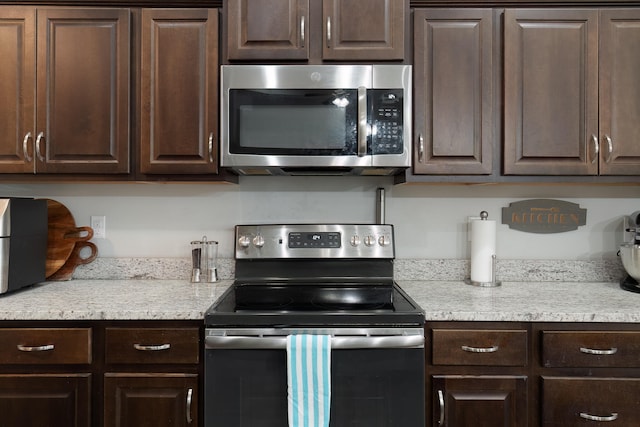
91, 215, 106, 239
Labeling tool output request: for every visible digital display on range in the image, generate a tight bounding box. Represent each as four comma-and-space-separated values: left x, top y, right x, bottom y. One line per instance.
288, 232, 341, 248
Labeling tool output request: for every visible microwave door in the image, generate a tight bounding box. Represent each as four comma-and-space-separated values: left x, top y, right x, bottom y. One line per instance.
225, 88, 373, 168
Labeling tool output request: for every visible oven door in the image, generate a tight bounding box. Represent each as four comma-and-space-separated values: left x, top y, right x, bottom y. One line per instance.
204, 328, 425, 427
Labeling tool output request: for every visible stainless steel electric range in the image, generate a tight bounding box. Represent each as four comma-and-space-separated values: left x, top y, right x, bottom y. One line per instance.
204, 224, 425, 427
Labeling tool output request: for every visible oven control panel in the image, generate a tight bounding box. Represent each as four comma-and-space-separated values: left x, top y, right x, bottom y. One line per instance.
235, 224, 394, 259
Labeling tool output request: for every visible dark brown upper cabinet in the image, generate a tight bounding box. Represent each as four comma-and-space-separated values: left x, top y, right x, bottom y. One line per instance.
139, 8, 219, 175
504, 8, 640, 176
0, 7, 130, 175
413, 9, 495, 175
225, 0, 406, 62
598, 9, 640, 176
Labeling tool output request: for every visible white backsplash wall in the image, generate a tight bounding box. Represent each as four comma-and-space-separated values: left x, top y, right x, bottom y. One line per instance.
0, 177, 638, 260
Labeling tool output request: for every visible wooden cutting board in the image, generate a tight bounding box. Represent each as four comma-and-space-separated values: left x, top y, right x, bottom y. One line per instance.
45, 199, 94, 278
48, 240, 98, 281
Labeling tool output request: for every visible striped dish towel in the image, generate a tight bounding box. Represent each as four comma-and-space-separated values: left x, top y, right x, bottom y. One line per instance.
287, 334, 331, 427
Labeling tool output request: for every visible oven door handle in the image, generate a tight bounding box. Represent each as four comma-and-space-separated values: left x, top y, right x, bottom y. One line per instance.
205, 334, 424, 350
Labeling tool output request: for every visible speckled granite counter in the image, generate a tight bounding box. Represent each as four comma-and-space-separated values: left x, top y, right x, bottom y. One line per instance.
398, 281, 640, 323
0, 280, 232, 321
0, 279, 637, 323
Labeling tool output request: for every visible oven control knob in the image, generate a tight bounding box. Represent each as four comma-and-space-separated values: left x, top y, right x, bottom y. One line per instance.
238, 235, 251, 248
350, 235, 361, 246
364, 235, 375, 246
253, 235, 265, 248
378, 235, 391, 246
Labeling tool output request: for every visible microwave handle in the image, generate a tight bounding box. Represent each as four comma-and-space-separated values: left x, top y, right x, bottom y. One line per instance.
357, 86, 367, 157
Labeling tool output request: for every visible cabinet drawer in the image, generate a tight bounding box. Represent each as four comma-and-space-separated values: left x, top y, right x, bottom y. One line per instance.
542, 331, 640, 367
105, 328, 199, 364
0, 328, 91, 364
543, 377, 640, 426
432, 329, 527, 366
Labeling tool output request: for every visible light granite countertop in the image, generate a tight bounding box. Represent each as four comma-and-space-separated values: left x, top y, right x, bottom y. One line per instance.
398, 280, 640, 323
0, 280, 233, 321
0, 279, 638, 323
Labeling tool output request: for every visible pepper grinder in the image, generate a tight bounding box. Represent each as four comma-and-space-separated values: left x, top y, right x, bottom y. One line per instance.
191, 236, 218, 283
190, 239, 203, 283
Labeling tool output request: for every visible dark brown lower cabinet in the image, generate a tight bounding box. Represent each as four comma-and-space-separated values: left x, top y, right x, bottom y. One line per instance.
104, 373, 198, 427
432, 375, 528, 427
427, 322, 640, 426
0, 321, 202, 427
0, 374, 91, 427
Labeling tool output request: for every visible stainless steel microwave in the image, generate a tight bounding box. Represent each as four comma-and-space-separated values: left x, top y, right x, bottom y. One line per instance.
220, 64, 411, 176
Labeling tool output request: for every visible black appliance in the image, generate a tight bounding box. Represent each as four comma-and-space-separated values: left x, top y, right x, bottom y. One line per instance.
0, 197, 47, 294
204, 224, 425, 427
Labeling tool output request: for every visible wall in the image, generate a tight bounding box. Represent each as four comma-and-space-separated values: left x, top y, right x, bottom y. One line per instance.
1, 177, 638, 260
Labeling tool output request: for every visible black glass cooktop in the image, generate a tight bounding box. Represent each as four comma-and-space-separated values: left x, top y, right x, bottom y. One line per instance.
234, 282, 394, 311
205, 281, 424, 327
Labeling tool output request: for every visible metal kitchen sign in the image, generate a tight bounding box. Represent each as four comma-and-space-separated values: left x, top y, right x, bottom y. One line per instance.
502, 199, 587, 233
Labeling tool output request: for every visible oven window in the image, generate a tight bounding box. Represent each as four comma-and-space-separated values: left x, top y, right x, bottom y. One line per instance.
205, 348, 424, 427
229, 89, 359, 155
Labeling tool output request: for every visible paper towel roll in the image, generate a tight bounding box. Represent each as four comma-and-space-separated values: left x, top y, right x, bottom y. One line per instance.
470, 218, 496, 283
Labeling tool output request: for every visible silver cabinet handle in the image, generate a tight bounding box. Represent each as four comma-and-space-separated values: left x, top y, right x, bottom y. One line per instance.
326, 16, 331, 48
437, 389, 445, 426
17, 344, 54, 352
22, 132, 33, 162
300, 15, 305, 47
461, 345, 499, 353
133, 343, 171, 351
35, 131, 45, 162
357, 86, 367, 157
418, 134, 424, 163
604, 134, 613, 163
590, 134, 599, 164
208, 132, 214, 163
186, 387, 193, 424
580, 346, 617, 355
580, 412, 618, 422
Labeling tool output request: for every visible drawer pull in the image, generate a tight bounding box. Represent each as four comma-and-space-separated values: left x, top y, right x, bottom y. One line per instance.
437, 389, 445, 426
186, 387, 193, 424
461, 345, 499, 353
579, 412, 618, 422
17, 344, 54, 352
133, 343, 171, 351
579, 347, 617, 355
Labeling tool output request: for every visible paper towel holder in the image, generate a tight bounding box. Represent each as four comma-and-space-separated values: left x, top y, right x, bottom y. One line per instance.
465, 254, 501, 287
465, 211, 502, 287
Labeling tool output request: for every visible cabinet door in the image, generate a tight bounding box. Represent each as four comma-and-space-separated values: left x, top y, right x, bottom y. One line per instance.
322, 0, 406, 61
504, 9, 599, 175
599, 9, 640, 175
0, 7, 35, 173
226, 0, 309, 61
543, 377, 640, 426
36, 8, 130, 174
140, 9, 219, 175
104, 373, 198, 427
413, 9, 493, 175
0, 374, 91, 427
432, 375, 528, 427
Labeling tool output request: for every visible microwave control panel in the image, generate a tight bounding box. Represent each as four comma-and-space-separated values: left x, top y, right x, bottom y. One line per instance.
369, 89, 403, 155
